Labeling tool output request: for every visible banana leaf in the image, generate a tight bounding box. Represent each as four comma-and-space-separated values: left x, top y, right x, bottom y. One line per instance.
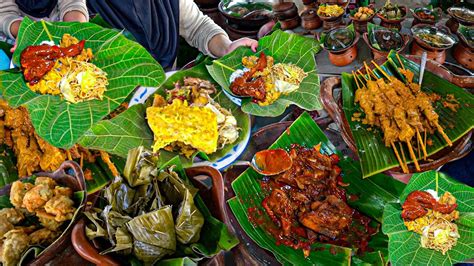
0, 17, 165, 149
382, 171, 474, 266
158, 170, 204, 244
87, 150, 238, 264
457, 24, 474, 49
127, 206, 177, 263
228, 112, 406, 265
206, 30, 321, 117
78, 104, 154, 158
146, 60, 251, 167
341, 51, 474, 178
0, 147, 18, 187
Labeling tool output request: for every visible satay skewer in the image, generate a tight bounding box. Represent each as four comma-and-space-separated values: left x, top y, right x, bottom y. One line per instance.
352, 71, 361, 89
371, 60, 392, 81
406, 140, 420, 171
357, 70, 368, 82
416, 129, 428, 160
396, 53, 405, 70
364, 62, 378, 80
399, 142, 409, 173
435, 123, 452, 146
392, 142, 408, 173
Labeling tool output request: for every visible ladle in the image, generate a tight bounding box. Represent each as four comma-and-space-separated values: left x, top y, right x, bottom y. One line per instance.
233, 148, 293, 176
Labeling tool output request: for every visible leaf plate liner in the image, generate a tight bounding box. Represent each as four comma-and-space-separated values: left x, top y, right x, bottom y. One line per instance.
0, 17, 165, 149
341, 51, 474, 178
228, 112, 407, 265
382, 171, 474, 266
207, 30, 322, 117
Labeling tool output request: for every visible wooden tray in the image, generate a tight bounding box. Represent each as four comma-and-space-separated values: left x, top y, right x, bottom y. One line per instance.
320, 73, 472, 178
71, 166, 231, 266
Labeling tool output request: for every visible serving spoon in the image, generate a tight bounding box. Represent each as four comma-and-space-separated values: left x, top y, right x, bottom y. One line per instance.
233, 148, 293, 176
419, 51, 427, 86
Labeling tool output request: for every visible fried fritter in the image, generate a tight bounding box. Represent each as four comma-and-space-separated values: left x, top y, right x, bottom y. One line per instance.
36, 211, 63, 231
44, 195, 76, 222
29, 228, 61, 246
0, 229, 30, 266
53, 186, 73, 198
34, 177, 57, 189
22, 185, 53, 213
0, 217, 13, 238
9, 181, 34, 209
0, 208, 24, 224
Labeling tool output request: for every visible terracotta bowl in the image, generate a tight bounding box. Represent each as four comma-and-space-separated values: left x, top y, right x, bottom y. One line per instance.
319, 69, 473, 177
454, 30, 474, 71
349, 6, 376, 33
194, 0, 219, 8
446, 7, 474, 33
363, 32, 411, 60
0, 161, 87, 265
376, 5, 408, 31
411, 7, 442, 26
317, 2, 348, 30
72, 166, 232, 265
280, 16, 301, 30
320, 28, 360, 67
218, 2, 272, 30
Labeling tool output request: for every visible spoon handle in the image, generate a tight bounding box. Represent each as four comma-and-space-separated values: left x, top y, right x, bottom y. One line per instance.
419, 51, 427, 86
232, 160, 251, 167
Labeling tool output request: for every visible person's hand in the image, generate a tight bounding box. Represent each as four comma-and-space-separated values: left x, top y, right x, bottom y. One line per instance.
9, 20, 21, 53
10, 42, 17, 54
225, 37, 258, 55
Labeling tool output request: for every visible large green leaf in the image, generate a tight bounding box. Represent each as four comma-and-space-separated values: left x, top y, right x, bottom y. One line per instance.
145, 61, 250, 167
206, 30, 321, 117
382, 171, 474, 266
78, 104, 153, 158
341, 51, 474, 178
229, 112, 405, 265
0, 17, 165, 149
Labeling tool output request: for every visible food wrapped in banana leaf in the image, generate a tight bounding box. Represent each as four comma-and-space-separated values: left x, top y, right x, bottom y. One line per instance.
85, 147, 209, 264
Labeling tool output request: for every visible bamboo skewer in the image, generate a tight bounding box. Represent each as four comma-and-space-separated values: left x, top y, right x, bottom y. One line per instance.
406, 140, 420, 171
371, 60, 392, 81
416, 129, 428, 160
357, 70, 368, 81
435, 123, 452, 146
364, 62, 378, 80
391, 142, 408, 174
396, 53, 405, 70
399, 142, 409, 173
352, 71, 362, 89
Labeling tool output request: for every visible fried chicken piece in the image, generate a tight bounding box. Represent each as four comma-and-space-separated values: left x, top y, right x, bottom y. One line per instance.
22, 184, 53, 213
0, 229, 30, 266
0, 208, 24, 225
9, 181, 34, 209
299, 195, 353, 239
35, 137, 67, 171
29, 228, 60, 246
36, 211, 63, 231
44, 195, 76, 222
262, 189, 296, 237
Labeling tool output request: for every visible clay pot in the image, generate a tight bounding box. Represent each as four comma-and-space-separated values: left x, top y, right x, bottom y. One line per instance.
349, 6, 376, 33
411, 24, 456, 64
301, 8, 322, 30
411, 7, 442, 27
72, 166, 232, 265
317, 3, 348, 30
453, 42, 474, 71
446, 7, 474, 33
218, 2, 271, 30
376, 5, 408, 31
320, 27, 360, 67
280, 16, 301, 30
272, 2, 298, 21
363, 32, 410, 60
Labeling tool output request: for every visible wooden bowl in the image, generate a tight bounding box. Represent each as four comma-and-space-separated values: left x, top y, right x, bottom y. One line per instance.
301, 8, 322, 30
272, 2, 298, 21
349, 6, 376, 33
218, 2, 272, 30
72, 166, 232, 265
0, 161, 87, 265
363, 32, 410, 60
280, 16, 301, 30
376, 5, 408, 31
319, 72, 473, 177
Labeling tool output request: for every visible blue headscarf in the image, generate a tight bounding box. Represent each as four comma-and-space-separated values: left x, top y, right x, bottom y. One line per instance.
88, 0, 179, 69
